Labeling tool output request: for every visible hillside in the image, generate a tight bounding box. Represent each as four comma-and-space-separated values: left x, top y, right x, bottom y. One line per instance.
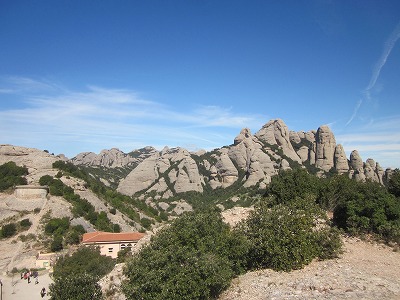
1, 118, 399, 299
71, 119, 392, 204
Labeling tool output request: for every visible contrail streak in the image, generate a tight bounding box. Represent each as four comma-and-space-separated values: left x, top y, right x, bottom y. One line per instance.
365, 21, 400, 98
347, 21, 400, 126
346, 99, 362, 126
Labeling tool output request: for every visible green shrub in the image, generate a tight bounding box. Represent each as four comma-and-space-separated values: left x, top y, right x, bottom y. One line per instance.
0, 161, 28, 191
388, 168, 400, 197
49, 273, 103, 300
265, 168, 322, 206
64, 230, 81, 245
52, 246, 115, 279
332, 178, 400, 242
238, 197, 342, 272
1, 223, 17, 238
20, 218, 32, 228
50, 235, 63, 252
45, 217, 70, 235
39, 175, 53, 186
123, 207, 249, 300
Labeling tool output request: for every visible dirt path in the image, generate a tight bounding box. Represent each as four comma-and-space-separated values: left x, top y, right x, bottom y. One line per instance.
219, 237, 400, 300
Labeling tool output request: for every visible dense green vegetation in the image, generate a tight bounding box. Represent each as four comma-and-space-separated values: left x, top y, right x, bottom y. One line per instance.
0, 161, 28, 191
387, 169, 400, 197
51, 160, 159, 229
330, 177, 400, 243
265, 168, 400, 243
49, 246, 115, 299
49, 273, 103, 300
52, 246, 115, 279
1, 222, 17, 238
40, 173, 121, 233
237, 197, 342, 271
0, 218, 32, 239
121, 168, 400, 299
42, 216, 85, 251
123, 207, 249, 300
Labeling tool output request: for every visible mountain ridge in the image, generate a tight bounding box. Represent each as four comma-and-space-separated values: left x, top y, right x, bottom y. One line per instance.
67, 119, 392, 200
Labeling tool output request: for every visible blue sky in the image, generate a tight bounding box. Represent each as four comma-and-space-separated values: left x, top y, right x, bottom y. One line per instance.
0, 1, 399, 169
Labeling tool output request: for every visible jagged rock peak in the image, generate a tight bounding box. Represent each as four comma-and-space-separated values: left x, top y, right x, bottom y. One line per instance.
255, 119, 301, 163
350, 150, 363, 170
315, 125, 336, 172
72, 147, 157, 168
234, 128, 252, 145
334, 144, 349, 174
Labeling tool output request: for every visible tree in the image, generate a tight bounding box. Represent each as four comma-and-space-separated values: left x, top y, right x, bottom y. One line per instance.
49, 273, 103, 300
51, 235, 63, 252
238, 197, 342, 272
39, 175, 53, 186
20, 218, 32, 229
332, 178, 400, 242
52, 246, 115, 279
0, 161, 28, 191
123, 207, 249, 300
265, 168, 322, 206
1, 223, 17, 238
45, 218, 70, 236
388, 169, 400, 197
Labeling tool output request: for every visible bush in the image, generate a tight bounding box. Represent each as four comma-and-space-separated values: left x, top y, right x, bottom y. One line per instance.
1, 223, 17, 238
45, 218, 70, 236
52, 246, 115, 279
265, 168, 321, 206
388, 168, 400, 197
0, 161, 28, 191
49, 273, 103, 300
39, 175, 53, 186
51, 235, 63, 252
332, 178, 400, 242
20, 218, 32, 228
123, 207, 249, 300
116, 248, 133, 263
238, 197, 342, 272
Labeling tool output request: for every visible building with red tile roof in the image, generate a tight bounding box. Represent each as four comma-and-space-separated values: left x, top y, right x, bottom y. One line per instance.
82, 231, 146, 258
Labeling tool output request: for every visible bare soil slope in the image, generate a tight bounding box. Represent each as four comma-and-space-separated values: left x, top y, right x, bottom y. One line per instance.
219, 237, 400, 300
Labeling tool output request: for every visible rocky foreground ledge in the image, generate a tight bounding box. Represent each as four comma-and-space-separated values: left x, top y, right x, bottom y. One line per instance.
219, 237, 400, 300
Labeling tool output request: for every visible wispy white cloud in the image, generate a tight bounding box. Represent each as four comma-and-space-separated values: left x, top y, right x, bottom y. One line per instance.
346, 21, 400, 127
0, 76, 64, 94
0, 77, 264, 157
345, 99, 362, 126
365, 21, 400, 99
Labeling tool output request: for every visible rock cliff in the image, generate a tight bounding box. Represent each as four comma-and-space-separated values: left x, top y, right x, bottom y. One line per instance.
78, 119, 390, 199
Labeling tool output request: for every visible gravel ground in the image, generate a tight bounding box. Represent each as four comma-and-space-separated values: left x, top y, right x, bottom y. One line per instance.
219, 237, 400, 300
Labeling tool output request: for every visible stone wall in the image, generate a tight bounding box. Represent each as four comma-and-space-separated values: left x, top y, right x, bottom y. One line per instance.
14, 185, 48, 199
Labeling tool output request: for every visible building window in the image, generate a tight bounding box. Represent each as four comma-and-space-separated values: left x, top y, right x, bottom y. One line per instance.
121, 244, 126, 250
108, 248, 113, 253
127, 243, 132, 250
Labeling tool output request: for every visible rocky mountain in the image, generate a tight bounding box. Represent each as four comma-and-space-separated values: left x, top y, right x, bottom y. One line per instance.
71, 146, 158, 168
71, 119, 392, 199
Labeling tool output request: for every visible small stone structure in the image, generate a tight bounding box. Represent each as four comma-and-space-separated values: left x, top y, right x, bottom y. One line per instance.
35, 252, 57, 269
14, 185, 49, 199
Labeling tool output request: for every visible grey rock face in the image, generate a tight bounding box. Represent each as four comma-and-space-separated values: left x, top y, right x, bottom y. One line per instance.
315, 125, 336, 172
255, 119, 301, 163
68, 119, 391, 198
334, 144, 349, 174
72, 147, 157, 168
